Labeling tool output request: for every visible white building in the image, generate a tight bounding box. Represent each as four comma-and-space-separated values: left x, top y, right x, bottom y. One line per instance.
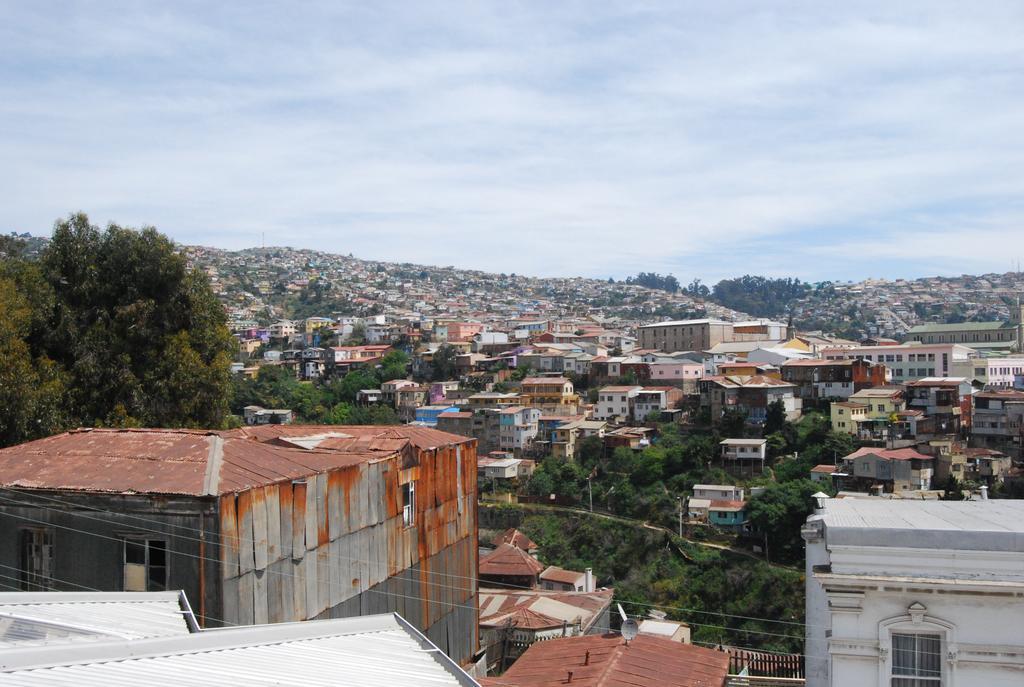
803, 498, 1024, 687
594, 385, 642, 421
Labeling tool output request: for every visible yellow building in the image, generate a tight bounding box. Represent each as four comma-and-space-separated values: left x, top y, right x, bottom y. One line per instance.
520, 377, 580, 415
849, 387, 905, 420
831, 401, 869, 435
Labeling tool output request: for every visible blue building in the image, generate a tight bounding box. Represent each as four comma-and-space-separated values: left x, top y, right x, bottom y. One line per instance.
414, 405, 461, 427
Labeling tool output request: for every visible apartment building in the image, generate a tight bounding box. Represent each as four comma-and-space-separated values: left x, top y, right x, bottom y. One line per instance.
638, 318, 787, 353
821, 343, 974, 383
972, 389, 1024, 457
594, 385, 642, 422
780, 358, 887, 400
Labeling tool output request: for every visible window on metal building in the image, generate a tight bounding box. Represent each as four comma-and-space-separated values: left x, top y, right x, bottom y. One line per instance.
402, 481, 416, 527
123, 538, 167, 591
19, 527, 54, 591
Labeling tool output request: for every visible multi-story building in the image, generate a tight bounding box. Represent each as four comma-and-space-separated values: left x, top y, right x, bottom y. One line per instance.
638, 318, 787, 353
952, 355, 1024, 388
849, 387, 905, 418
804, 498, 1024, 687
699, 375, 801, 424
519, 377, 579, 415
840, 446, 935, 492
905, 305, 1024, 352
632, 386, 683, 421
830, 401, 870, 435
904, 377, 974, 433
268, 319, 298, 339
0, 425, 479, 664
972, 389, 1024, 458
780, 359, 887, 400
594, 385, 642, 422
497, 406, 542, 453
821, 343, 974, 383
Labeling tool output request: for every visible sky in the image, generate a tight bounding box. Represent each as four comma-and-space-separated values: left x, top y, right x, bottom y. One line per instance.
2, 2, 1024, 283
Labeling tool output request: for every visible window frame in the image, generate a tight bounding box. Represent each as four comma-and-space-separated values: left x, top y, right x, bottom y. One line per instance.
122, 536, 169, 592
878, 608, 954, 687
19, 526, 55, 591
401, 480, 416, 528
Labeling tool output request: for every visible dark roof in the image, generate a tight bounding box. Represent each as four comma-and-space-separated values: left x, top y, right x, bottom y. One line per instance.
0, 425, 473, 497
481, 633, 729, 687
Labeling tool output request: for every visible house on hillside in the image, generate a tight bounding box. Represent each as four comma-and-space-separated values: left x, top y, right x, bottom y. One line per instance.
479, 544, 545, 589
840, 446, 935, 492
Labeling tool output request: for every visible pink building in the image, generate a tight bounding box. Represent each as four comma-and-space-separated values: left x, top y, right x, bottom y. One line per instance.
647, 361, 704, 381
447, 321, 485, 342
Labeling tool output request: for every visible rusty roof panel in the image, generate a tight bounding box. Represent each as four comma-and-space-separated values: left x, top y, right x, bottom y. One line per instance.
0, 425, 476, 497
483, 633, 729, 687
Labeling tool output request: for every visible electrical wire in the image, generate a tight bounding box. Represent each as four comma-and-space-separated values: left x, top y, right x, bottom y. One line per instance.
0, 486, 816, 630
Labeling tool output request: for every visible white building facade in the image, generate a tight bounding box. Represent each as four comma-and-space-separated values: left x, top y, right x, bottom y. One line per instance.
803, 498, 1024, 687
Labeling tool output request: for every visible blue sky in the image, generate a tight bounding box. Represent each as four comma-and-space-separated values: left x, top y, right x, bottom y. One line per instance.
2, 2, 1024, 283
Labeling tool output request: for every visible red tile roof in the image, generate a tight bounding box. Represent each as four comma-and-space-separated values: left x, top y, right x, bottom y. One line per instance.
708, 499, 746, 511
493, 528, 538, 551
480, 543, 545, 578
844, 447, 933, 461
481, 633, 729, 687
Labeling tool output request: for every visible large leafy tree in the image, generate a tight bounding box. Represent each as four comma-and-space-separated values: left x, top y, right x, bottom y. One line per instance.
746, 479, 822, 563
0, 214, 235, 443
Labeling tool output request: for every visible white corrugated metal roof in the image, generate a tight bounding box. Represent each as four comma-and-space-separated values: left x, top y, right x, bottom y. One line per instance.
0, 592, 195, 648
0, 613, 478, 687
820, 498, 1024, 553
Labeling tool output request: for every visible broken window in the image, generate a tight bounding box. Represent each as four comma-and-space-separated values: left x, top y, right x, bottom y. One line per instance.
123, 538, 168, 591
402, 481, 416, 527
19, 527, 54, 591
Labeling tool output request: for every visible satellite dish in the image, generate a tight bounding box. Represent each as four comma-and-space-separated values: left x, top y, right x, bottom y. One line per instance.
621, 618, 639, 642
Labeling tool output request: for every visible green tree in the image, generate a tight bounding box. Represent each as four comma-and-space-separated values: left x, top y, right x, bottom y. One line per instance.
377, 350, 410, 382
763, 399, 788, 436
941, 475, 965, 501
0, 214, 234, 441
0, 276, 67, 446
430, 344, 459, 381
746, 479, 821, 563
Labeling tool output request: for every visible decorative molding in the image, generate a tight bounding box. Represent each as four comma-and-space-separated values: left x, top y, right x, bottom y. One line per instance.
908, 601, 927, 625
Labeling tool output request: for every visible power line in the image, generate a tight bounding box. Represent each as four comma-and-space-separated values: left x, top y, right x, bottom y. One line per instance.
0, 499, 811, 644
0, 487, 816, 630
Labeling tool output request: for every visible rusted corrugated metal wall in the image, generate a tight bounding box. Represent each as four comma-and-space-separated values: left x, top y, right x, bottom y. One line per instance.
217, 440, 478, 663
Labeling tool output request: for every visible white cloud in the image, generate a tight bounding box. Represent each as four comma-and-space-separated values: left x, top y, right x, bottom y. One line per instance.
1, 1, 1022, 281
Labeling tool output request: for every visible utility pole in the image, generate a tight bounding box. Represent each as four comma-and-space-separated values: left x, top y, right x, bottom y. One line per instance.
587, 476, 593, 512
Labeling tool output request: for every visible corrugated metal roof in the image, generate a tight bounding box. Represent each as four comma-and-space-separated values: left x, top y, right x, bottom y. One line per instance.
0, 613, 479, 686
479, 589, 613, 631
0, 424, 475, 496
480, 633, 729, 687
0, 592, 195, 649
